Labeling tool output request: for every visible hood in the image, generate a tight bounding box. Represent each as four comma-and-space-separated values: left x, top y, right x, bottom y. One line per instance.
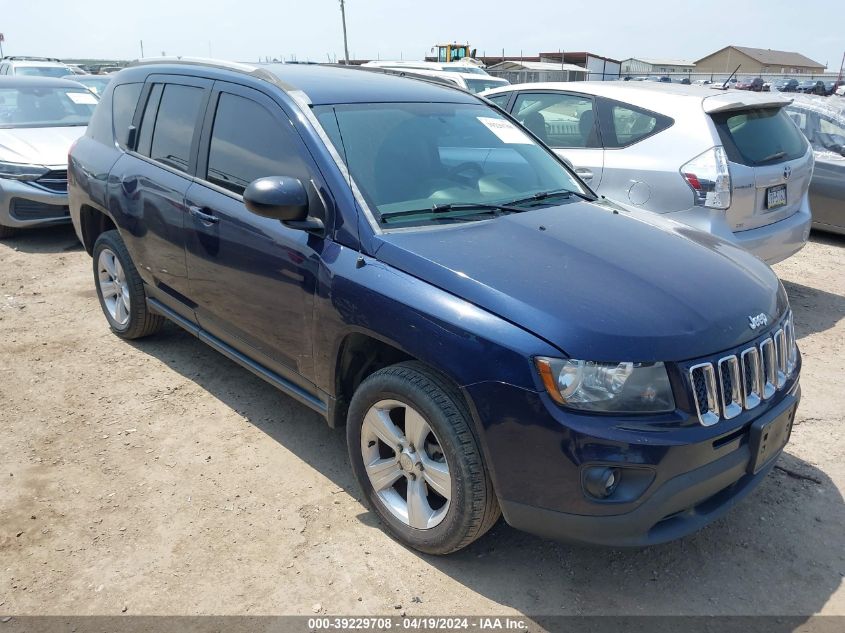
0, 126, 87, 166
373, 201, 787, 362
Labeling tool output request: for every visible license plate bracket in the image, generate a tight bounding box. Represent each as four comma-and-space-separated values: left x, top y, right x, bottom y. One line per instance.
748, 403, 795, 474
766, 184, 787, 209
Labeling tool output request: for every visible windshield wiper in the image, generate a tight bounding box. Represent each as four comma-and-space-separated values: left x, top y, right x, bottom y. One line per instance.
759, 151, 786, 163
380, 201, 526, 223
503, 188, 597, 207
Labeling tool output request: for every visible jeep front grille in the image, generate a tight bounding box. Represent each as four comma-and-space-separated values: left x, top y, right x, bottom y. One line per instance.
689, 311, 797, 425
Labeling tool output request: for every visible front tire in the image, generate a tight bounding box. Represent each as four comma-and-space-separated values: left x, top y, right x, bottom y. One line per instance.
347, 361, 500, 554
92, 230, 164, 339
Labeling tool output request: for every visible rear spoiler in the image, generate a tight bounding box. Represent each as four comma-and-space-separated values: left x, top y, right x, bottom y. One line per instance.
703, 94, 792, 114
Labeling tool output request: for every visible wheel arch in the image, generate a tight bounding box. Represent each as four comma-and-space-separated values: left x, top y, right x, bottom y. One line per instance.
79, 204, 117, 255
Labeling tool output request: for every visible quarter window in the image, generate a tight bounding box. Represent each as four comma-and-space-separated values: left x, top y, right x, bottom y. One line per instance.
512, 92, 600, 149
485, 93, 511, 109
599, 99, 673, 148
206, 93, 299, 195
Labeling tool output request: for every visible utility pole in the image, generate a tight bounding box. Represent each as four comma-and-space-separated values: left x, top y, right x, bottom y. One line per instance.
339, 0, 350, 65
140, 40, 144, 58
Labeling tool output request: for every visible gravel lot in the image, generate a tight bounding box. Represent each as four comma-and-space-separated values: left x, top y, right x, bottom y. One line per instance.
1, 225, 843, 620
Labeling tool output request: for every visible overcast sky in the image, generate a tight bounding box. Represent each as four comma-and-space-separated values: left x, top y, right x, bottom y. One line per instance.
2, 0, 842, 70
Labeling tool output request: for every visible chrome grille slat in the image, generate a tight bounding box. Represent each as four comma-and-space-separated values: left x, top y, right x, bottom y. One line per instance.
689, 363, 719, 426
759, 338, 776, 399
717, 356, 742, 419
773, 328, 787, 388
740, 347, 763, 410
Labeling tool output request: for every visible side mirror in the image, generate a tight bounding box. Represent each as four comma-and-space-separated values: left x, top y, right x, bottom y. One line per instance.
244, 176, 308, 221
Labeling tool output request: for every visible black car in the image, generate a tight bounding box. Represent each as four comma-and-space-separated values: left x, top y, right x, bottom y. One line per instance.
774, 79, 800, 93
798, 80, 826, 95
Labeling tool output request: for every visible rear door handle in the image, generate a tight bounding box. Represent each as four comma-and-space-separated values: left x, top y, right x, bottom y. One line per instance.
188, 205, 219, 224
575, 168, 594, 182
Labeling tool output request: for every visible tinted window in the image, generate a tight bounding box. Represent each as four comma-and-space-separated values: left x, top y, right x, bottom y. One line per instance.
148, 84, 204, 172
512, 92, 600, 148
136, 84, 163, 156
112, 83, 142, 148
600, 100, 673, 148
206, 93, 300, 195
711, 107, 808, 166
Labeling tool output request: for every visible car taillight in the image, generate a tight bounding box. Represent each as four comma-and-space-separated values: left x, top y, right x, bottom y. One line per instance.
681, 146, 731, 210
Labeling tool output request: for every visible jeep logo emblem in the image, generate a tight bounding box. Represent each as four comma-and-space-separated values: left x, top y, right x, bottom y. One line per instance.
748, 313, 768, 330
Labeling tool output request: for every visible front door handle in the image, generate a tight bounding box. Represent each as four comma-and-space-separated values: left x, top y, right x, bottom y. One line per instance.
575, 168, 594, 182
188, 205, 219, 224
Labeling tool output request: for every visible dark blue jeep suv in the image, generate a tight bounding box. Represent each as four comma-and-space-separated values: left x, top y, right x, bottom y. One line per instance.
68, 60, 801, 554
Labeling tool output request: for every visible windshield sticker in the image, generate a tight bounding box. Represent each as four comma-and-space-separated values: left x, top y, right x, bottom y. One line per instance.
67, 91, 97, 105
477, 117, 532, 144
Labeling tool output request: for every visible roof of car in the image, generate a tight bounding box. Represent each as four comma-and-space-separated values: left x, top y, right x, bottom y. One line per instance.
127, 58, 479, 105
482, 80, 792, 112
0, 76, 90, 89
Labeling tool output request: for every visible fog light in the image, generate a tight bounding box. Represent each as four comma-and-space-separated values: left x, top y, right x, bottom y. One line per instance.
584, 466, 620, 499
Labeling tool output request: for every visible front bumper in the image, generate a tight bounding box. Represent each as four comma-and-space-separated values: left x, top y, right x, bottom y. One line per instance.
0, 177, 71, 229
464, 370, 800, 547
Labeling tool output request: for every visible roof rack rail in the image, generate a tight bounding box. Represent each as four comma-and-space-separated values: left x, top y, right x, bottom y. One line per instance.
348, 64, 467, 92
1, 56, 64, 62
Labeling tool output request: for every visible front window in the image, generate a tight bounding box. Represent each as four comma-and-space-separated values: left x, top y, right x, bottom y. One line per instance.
15, 65, 70, 78
0, 85, 98, 128
314, 102, 589, 228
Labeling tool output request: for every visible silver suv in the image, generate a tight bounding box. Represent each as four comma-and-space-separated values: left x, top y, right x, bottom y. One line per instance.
0, 57, 74, 78
482, 81, 813, 264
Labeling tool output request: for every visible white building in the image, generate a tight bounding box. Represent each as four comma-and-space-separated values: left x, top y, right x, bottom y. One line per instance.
486, 60, 590, 84
621, 57, 696, 75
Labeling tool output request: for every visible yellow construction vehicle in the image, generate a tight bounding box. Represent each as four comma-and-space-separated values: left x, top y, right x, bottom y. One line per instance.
431, 43, 477, 63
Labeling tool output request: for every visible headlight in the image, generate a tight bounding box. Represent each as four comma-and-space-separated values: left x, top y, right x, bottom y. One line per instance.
0, 161, 50, 181
535, 357, 675, 413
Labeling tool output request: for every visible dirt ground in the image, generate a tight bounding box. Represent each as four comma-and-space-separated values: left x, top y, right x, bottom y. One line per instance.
0, 225, 843, 621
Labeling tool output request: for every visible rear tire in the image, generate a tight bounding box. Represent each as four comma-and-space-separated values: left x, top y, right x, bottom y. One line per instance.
347, 361, 500, 554
92, 230, 164, 339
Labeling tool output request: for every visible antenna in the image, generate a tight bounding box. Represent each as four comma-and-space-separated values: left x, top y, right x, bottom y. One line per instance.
722, 64, 741, 89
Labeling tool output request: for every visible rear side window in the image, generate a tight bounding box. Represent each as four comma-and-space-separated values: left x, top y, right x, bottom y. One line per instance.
205, 93, 301, 195
512, 92, 600, 148
599, 100, 673, 148
111, 83, 142, 148
711, 107, 808, 166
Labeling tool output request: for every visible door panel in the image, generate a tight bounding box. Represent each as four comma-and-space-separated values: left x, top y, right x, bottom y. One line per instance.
186, 82, 326, 384
109, 76, 211, 319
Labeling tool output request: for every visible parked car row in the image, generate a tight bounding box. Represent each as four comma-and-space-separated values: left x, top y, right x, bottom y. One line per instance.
0, 59, 826, 555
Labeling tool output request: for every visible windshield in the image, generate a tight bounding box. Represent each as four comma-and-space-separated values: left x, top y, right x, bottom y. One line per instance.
16, 65, 70, 78
66, 76, 113, 95
464, 78, 509, 94
314, 102, 588, 227
0, 86, 98, 128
